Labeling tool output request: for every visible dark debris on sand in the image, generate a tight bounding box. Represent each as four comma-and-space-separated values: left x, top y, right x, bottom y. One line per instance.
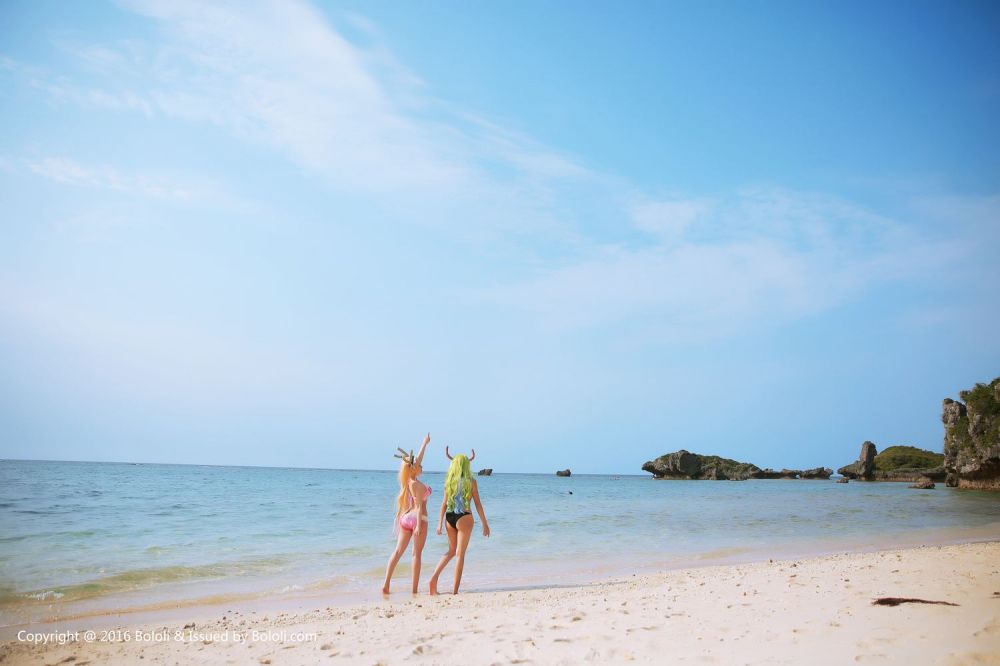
872, 597, 959, 607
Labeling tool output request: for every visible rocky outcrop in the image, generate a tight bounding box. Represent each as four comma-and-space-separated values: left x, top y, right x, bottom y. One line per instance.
872, 446, 945, 481
909, 478, 935, 489
753, 467, 833, 480
477, 468, 493, 476
838, 441, 877, 480
943, 378, 1000, 489
642, 450, 762, 480
836, 477, 849, 483
643, 450, 703, 478
874, 445, 944, 472
838, 443, 944, 482
800, 467, 834, 480
754, 469, 799, 479
872, 466, 946, 482
859, 441, 877, 477
642, 451, 834, 481
556, 469, 571, 477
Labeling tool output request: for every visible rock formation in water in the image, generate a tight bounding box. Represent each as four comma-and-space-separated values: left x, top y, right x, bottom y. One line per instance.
753, 467, 833, 480
800, 467, 834, 479
753, 468, 799, 479
838, 442, 944, 482
872, 446, 945, 482
837, 441, 878, 480
642, 450, 762, 480
477, 468, 493, 476
943, 377, 1000, 489
556, 469, 571, 477
642, 451, 833, 480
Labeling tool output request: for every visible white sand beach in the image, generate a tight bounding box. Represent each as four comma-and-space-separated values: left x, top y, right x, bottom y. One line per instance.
3, 541, 998, 665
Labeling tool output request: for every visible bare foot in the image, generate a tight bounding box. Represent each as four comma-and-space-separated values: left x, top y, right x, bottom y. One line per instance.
429, 579, 438, 595
381, 584, 390, 595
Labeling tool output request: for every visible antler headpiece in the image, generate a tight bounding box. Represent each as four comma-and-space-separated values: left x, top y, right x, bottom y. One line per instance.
393, 447, 416, 466
445, 446, 476, 462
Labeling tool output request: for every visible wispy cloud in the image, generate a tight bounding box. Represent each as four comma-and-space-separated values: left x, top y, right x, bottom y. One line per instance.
23, 157, 255, 219
28, 157, 193, 201
484, 187, 972, 342
11, 0, 598, 210
113, 0, 477, 195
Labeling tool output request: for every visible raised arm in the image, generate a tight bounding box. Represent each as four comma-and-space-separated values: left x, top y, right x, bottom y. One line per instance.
415, 432, 431, 466
471, 479, 490, 537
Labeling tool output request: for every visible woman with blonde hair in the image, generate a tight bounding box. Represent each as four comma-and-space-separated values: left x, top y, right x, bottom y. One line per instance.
428, 447, 490, 595
381, 432, 432, 594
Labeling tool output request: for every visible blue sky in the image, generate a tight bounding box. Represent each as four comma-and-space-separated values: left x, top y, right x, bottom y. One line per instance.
1, 0, 998, 474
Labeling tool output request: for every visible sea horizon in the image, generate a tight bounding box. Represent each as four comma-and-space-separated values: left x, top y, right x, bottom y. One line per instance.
0, 457, 656, 477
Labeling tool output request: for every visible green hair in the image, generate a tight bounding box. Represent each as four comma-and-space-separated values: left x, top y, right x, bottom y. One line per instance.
444, 454, 473, 512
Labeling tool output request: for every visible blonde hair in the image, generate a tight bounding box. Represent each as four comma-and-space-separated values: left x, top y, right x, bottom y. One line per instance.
395, 461, 421, 521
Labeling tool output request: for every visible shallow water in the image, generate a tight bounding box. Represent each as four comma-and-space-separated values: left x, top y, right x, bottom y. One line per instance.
1, 460, 998, 624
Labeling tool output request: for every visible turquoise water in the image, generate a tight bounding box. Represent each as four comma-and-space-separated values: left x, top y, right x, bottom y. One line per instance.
1, 460, 998, 623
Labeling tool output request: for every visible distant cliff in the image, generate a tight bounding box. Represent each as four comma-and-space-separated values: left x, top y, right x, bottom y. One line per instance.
943, 377, 1000, 489
641, 450, 831, 480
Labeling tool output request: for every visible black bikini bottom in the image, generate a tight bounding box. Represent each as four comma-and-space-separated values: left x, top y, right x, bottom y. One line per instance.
445, 511, 471, 529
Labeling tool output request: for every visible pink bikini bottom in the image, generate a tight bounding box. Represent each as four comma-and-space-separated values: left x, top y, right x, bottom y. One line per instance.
399, 513, 427, 531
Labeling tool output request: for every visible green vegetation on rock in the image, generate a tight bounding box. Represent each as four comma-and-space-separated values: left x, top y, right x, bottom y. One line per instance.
959, 380, 1000, 448
873, 446, 944, 472
943, 377, 1000, 488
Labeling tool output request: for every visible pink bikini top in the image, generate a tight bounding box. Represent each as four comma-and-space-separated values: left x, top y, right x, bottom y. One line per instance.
407, 484, 431, 510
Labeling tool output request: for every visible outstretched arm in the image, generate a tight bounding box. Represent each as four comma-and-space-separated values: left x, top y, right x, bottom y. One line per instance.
415, 432, 431, 466
471, 480, 489, 537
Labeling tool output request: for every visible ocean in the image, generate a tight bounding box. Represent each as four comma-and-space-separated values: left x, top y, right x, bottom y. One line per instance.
1, 459, 998, 627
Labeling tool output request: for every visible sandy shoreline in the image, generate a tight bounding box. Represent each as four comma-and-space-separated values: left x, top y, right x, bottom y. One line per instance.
2, 541, 998, 665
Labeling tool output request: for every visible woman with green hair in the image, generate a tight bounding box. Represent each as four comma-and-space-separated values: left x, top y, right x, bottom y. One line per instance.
428, 446, 490, 595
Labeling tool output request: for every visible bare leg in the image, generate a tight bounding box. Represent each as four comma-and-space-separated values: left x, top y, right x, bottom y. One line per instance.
382, 526, 412, 594
428, 522, 457, 595
410, 520, 429, 594
452, 514, 474, 595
